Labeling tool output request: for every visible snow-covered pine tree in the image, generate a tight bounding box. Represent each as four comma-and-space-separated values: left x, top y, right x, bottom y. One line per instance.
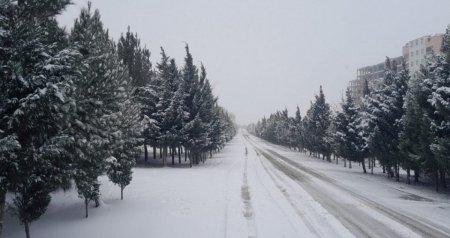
196, 65, 217, 160
311, 86, 332, 160
154, 49, 176, 165
106, 97, 143, 200
293, 106, 303, 151
335, 90, 367, 172
418, 26, 450, 190
117, 26, 152, 88
369, 58, 409, 180
399, 76, 431, 184
68, 3, 135, 217
117, 27, 153, 161
0, 0, 78, 237
180, 45, 208, 165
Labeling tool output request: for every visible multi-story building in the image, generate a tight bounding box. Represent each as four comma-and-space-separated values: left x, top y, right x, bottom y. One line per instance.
348, 56, 402, 105
402, 34, 443, 76
348, 33, 444, 105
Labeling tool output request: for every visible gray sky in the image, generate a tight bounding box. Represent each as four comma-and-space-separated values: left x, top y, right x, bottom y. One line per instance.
58, 0, 450, 124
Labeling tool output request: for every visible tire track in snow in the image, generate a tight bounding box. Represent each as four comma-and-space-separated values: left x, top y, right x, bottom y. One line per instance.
223, 150, 244, 238
254, 146, 400, 238
252, 147, 322, 237
241, 150, 257, 238
263, 147, 450, 238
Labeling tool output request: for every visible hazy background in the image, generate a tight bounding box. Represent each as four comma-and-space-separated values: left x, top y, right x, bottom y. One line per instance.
57, 0, 450, 124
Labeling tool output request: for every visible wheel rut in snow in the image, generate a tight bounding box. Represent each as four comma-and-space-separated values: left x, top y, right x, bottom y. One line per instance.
253, 147, 322, 237
252, 147, 400, 238
241, 150, 257, 238
262, 147, 450, 238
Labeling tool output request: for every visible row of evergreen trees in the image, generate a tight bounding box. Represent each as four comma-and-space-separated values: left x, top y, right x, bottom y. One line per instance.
0, 1, 236, 238
250, 25, 450, 193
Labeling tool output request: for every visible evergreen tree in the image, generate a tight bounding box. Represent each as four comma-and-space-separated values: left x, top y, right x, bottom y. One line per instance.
308, 86, 332, 160
399, 76, 430, 184
68, 3, 134, 217
292, 106, 303, 151
117, 26, 153, 161
335, 90, 367, 172
368, 58, 409, 180
0, 0, 76, 237
418, 26, 450, 190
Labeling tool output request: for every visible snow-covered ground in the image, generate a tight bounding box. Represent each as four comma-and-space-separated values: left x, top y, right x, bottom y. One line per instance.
4, 130, 450, 238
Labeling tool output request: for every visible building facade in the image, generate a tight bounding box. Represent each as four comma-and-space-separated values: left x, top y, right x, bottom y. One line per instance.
348, 33, 443, 105
402, 34, 443, 76
348, 56, 402, 105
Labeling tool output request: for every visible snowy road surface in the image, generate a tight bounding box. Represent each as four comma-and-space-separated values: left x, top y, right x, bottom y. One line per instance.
4, 131, 450, 238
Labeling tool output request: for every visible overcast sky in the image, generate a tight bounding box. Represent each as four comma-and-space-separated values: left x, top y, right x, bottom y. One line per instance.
57, 0, 450, 124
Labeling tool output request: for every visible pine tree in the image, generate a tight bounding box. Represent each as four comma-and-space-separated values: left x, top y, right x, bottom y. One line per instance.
335, 90, 367, 172
68, 3, 134, 217
309, 86, 332, 160
0, 0, 76, 237
117, 26, 153, 161
418, 26, 450, 190
293, 106, 303, 151
399, 76, 429, 184
369, 58, 409, 180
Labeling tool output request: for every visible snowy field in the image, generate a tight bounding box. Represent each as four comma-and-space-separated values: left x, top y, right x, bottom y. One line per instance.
4, 131, 450, 238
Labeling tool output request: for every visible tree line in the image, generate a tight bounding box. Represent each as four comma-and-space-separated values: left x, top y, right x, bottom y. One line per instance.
250, 24, 450, 194
0, 1, 236, 238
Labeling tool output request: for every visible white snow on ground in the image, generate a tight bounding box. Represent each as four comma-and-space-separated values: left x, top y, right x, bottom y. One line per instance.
4, 130, 450, 238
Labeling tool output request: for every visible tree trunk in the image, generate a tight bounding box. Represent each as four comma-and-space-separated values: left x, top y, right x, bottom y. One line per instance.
406, 168, 411, 185
178, 147, 181, 164
396, 163, 400, 182
440, 169, 447, 189
0, 188, 6, 238
24, 221, 30, 238
121, 185, 124, 200
435, 171, 439, 192
153, 146, 157, 160
349, 161, 352, 169
371, 158, 374, 174
163, 147, 166, 167
344, 158, 346, 168
144, 144, 148, 162
85, 198, 89, 218
336, 156, 338, 165
362, 159, 367, 173
159, 147, 162, 158
414, 169, 419, 182
382, 165, 386, 174
172, 147, 175, 165
185, 149, 187, 162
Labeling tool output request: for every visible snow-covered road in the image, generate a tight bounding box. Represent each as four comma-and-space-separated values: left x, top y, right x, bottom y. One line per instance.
4, 131, 450, 238
244, 133, 450, 238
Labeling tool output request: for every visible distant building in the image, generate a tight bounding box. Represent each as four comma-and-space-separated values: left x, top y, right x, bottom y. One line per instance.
348, 33, 444, 105
402, 34, 443, 77
348, 56, 402, 105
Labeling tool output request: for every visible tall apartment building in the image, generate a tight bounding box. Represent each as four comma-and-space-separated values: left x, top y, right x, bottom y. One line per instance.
348, 56, 402, 105
348, 33, 444, 105
402, 34, 443, 76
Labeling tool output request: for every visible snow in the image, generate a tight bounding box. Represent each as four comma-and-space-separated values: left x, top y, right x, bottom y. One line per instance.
3, 131, 450, 238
